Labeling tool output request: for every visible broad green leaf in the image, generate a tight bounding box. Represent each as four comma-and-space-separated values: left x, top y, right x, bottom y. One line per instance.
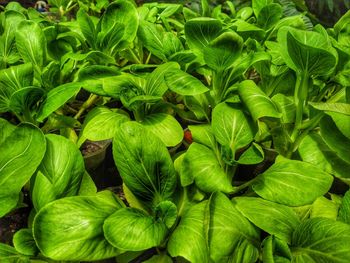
209, 193, 260, 263
212, 102, 256, 152
299, 133, 350, 182
231, 20, 265, 40
320, 115, 350, 164
145, 62, 180, 96
252, 159, 333, 206
9, 86, 44, 115
33, 191, 122, 261
309, 102, 350, 116
237, 143, 264, 165
168, 201, 209, 263
338, 190, 350, 224
310, 196, 339, 220
277, 26, 337, 76
155, 201, 177, 229
77, 9, 96, 48
188, 124, 216, 150
184, 18, 222, 58
326, 112, 350, 139
36, 82, 81, 122
78, 65, 120, 81
262, 236, 292, 263
113, 122, 177, 208
138, 20, 167, 61
291, 218, 350, 262
204, 31, 243, 70
97, 22, 125, 54
13, 228, 38, 256
0, 118, 16, 145
0, 63, 33, 112
238, 80, 281, 121
78, 171, 97, 196
15, 20, 46, 67
104, 208, 167, 251
0, 243, 29, 263
252, 0, 273, 16
234, 197, 300, 243
0, 124, 46, 217
165, 68, 209, 96
272, 94, 295, 123
101, 0, 138, 47
142, 113, 183, 147
32, 134, 85, 211
257, 4, 282, 30
77, 107, 129, 147
181, 143, 233, 193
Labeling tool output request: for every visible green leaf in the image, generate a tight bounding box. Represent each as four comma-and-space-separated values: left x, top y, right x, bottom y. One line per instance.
209, 193, 260, 262
0, 124, 46, 217
309, 102, 350, 116
339, 190, 350, 224
231, 19, 266, 40
252, 0, 273, 16
32, 134, 85, 211
77, 107, 129, 147
0, 243, 29, 262
271, 94, 295, 123
145, 62, 180, 96
277, 26, 337, 76
320, 115, 350, 164
184, 18, 222, 58
9, 86, 44, 115
188, 124, 216, 150
252, 159, 333, 206
204, 31, 243, 70
113, 122, 177, 208
326, 112, 350, 139
181, 143, 233, 193
262, 236, 292, 263
142, 113, 183, 147
138, 20, 167, 61
101, 0, 138, 48
165, 68, 209, 96
299, 133, 350, 182
78, 171, 97, 196
238, 80, 281, 121
155, 200, 177, 229
212, 102, 256, 152
291, 218, 350, 262
36, 82, 81, 122
234, 197, 300, 243
237, 143, 264, 165
168, 201, 210, 263
310, 196, 339, 220
33, 191, 122, 261
0, 118, 16, 145
257, 4, 282, 30
15, 20, 46, 67
104, 207, 168, 251
13, 228, 38, 256
0, 63, 33, 112
77, 9, 96, 48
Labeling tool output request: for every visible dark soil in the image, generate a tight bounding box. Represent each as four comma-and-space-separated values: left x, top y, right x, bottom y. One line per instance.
81, 141, 103, 156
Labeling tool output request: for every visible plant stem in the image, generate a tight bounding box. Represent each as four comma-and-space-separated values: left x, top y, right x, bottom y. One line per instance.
74, 94, 99, 120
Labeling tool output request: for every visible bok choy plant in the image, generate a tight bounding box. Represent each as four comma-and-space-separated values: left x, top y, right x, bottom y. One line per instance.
0, 0, 350, 262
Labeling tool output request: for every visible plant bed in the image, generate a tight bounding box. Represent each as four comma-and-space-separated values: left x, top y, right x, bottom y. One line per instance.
0, 0, 350, 262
